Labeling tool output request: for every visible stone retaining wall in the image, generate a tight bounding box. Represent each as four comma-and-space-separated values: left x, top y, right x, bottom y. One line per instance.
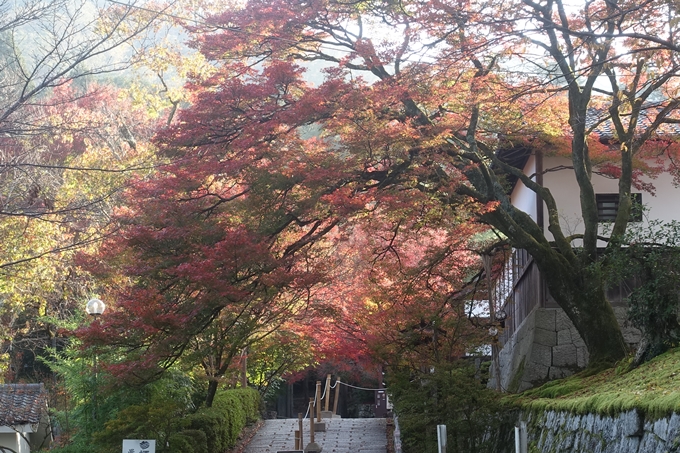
490, 307, 641, 392
504, 410, 680, 453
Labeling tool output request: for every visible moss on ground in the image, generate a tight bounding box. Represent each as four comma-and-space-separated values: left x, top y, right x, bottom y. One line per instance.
504, 347, 680, 419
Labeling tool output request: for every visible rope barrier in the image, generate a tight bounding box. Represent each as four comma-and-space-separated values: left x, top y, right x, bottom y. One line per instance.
300, 378, 385, 419
320, 381, 328, 402
338, 381, 386, 392
302, 384, 320, 420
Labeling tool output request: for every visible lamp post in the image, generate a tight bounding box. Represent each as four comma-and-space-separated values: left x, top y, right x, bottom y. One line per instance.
489, 309, 507, 392
85, 298, 105, 421
495, 309, 508, 329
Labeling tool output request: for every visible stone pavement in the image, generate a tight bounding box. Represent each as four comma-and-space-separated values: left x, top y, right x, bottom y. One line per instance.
243, 418, 387, 453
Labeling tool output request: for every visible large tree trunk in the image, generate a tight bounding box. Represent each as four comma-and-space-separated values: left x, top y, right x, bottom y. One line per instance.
205, 380, 218, 408
538, 256, 628, 366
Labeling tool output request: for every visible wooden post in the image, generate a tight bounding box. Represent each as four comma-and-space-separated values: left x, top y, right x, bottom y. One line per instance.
333, 378, 341, 415
309, 399, 315, 444
315, 380, 322, 422
324, 374, 331, 412
296, 412, 303, 450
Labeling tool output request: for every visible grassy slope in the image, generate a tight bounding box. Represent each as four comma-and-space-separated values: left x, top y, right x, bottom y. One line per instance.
505, 348, 680, 419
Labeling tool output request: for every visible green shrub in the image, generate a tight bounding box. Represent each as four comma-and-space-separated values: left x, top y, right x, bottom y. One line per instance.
185, 388, 262, 451
389, 361, 501, 453
167, 432, 194, 453
211, 387, 261, 447
168, 429, 208, 453
212, 391, 239, 446
52, 387, 261, 453
232, 387, 261, 423
606, 221, 680, 363
185, 408, 228, 453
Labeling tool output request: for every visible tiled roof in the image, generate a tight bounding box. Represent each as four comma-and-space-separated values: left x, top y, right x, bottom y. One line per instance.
586, 107, 680, 140
0, 384, 48, 426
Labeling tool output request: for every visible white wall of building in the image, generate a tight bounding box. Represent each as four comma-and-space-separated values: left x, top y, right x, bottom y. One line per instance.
511, 155, 680, 244
0, 426, 33, 453
510, 154, 538, 220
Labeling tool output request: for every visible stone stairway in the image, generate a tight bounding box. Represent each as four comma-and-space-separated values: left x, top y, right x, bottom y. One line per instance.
243, 418, 387, 453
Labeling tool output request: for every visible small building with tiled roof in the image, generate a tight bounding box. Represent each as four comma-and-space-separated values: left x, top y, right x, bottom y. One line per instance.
0, 384, 52, 453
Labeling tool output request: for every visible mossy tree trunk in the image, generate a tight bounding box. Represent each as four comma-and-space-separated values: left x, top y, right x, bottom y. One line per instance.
536, 253, 628, 365
481, 198, 630, 366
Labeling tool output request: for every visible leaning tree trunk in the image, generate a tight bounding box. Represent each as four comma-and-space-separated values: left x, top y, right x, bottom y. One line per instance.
538, 256, 628, 366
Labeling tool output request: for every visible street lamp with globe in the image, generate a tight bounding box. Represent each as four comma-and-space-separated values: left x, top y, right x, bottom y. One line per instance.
489, 309, 508, 342
85, 298, 105, 421
495, 308, 508, 326
86, 298, 105, 319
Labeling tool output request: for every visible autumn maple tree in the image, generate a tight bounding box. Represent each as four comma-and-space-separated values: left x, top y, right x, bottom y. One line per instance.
155, 0, 680, 367
79, 55, 364, 404
76, 0, 680, 409
301, 183, 492, 370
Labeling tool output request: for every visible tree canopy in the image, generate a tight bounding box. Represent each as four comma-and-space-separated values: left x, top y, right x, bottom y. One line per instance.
163, 0, 680, 366
73, 0, 680, 396
5, 0, 680, 427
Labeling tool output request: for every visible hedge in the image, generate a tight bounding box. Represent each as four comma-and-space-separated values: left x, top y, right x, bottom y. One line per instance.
232, 387, 261, 423
168, 429, 208, 453
170, 387, 261, 453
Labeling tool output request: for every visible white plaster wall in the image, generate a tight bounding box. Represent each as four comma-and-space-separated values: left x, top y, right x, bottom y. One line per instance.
513, 156, 680, 243
510, 154, 537, 219
0, 431, 30, 453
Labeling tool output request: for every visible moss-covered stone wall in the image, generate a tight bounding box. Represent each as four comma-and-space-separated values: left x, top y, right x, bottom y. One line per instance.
506, 409, 680, 453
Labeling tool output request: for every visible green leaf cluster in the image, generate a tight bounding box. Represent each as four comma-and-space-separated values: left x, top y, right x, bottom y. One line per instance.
606, 220, 680, 361
49, 370, 260, 453
388, 361, 501, 453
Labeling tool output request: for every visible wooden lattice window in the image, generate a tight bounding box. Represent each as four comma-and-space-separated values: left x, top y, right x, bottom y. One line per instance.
596, 193, 642, 222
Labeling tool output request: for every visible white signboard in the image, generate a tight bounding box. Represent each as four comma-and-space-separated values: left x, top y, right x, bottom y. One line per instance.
122, 439, 156, 453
